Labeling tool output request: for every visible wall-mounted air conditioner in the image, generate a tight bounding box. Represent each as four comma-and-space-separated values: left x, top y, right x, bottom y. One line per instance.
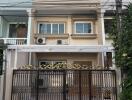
36, 37, 46, 44
57, 40, 68, 45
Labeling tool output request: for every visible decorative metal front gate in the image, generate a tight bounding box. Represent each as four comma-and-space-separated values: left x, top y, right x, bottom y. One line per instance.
11, 70, 117, 100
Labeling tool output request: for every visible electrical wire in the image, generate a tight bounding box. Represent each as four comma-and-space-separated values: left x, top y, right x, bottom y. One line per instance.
0, 0, 129, 18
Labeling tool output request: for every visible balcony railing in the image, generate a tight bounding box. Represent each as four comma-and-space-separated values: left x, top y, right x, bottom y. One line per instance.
1, 38, 27, 45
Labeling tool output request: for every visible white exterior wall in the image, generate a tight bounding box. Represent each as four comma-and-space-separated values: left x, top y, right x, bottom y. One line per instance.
0, 16, 2, 37
16, 52, 29, 68
0, 75, 4, 100
0, 17, 8, 38
4, 50, 13, 100
4, 50, 29, 100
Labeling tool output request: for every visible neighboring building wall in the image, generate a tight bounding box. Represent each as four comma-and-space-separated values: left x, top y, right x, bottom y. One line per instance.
0, 16, 2, 37
105, 39, 113, 46
0, 0, 32, 7
0, 17, 8, 38
0, 75, 4, 100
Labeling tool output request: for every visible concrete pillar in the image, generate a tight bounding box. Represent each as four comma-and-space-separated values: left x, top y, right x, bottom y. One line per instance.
4, 50, 13, 100
97, 9, 106, 68
0, 75, 4, 100
27, 9, 35, 45
67, 16, 72, 45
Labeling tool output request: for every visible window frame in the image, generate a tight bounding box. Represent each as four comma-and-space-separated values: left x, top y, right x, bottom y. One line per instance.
104, 18, 114, 34
8, 22, 27, 38
74, 21, 93, 34
38, 22, 65, 35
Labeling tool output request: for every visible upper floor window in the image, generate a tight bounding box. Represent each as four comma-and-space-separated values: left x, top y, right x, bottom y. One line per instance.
104, 19, 113, 34
39, 23, 65, 34
9, 24, 27, 38
75, 22, 92, 34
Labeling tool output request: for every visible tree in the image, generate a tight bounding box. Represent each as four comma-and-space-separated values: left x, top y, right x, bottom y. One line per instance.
110, 3, 132, 100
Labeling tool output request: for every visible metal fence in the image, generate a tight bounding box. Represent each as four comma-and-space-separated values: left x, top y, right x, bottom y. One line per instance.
11, 70, 117, 100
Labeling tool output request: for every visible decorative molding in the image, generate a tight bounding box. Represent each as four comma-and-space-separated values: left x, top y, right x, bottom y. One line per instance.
34, 34, 69, 39
19, 63, 104, 70
71, 34, 97, 39
7, 45, 114, 52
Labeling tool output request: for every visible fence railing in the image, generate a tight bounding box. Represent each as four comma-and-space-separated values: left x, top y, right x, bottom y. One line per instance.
11, 69, 117, 100
1, 38, 27, 45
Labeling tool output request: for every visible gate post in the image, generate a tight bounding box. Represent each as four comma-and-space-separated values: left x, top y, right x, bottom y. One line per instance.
63, 70, 66, 100
88, 70, 92, 100
36, 70, 39, 100
79, 70, 82, 100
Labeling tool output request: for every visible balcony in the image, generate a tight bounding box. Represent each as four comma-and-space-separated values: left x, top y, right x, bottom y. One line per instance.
1, 38, 27, 45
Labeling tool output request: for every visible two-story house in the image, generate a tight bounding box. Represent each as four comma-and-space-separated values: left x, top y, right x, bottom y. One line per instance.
0, 0, 119, 100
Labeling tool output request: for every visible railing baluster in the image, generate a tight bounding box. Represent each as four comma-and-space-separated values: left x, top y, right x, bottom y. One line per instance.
1, 38, 27, 45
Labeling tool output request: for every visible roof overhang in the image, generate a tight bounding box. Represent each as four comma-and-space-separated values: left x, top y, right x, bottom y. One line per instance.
7, 45, 114, 52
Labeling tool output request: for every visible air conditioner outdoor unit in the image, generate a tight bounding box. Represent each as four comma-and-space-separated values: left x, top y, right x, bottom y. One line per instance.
37, 37, 46, 44
57, 40, 68, 45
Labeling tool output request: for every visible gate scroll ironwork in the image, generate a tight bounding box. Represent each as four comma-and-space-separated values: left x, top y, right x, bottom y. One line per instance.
11, 69, 117, 100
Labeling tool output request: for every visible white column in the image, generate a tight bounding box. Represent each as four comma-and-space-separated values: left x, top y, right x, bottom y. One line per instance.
112, 50, 121, 100
0, 49, 7, 100
28, 52, 32, 65
112, 51, 116, 69
27, 9, 35, 45
0, 74, 4, 100
14, 49, 18, 69
5, 50, 13, 100
97, 9, 106, 68
67, 16, 72, 45
97, 9, 106, 45
0, 16, 2, 37
100, 9, 105, 45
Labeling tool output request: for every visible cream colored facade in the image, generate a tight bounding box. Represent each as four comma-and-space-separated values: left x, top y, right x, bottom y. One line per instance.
0, 0, 118, 100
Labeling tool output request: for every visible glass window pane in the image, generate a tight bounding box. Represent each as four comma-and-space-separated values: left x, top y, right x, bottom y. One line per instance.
39, 24, 45, 33
9, 24, 17, 37
59, 24, 64, 34
16, 24, 27, 38
88, 23, 91, 33
84, 23, 91, 33
104, 19, 113, 34
76, 23, 83, 33
52, 24, 58, 34
84, 23, 88, 33
47, 24, 51, 34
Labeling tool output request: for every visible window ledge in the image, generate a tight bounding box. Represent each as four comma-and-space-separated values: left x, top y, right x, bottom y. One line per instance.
34, 34, 69, 39
71, 34, 97, 39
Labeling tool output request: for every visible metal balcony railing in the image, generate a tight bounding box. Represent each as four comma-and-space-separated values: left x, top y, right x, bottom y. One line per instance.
1, 38, 27, 45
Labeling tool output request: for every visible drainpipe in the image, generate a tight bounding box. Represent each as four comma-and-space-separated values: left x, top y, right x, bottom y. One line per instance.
29, 52, 32, 65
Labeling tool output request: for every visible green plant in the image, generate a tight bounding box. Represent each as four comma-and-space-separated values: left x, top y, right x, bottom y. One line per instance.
109, 3, 132, 100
